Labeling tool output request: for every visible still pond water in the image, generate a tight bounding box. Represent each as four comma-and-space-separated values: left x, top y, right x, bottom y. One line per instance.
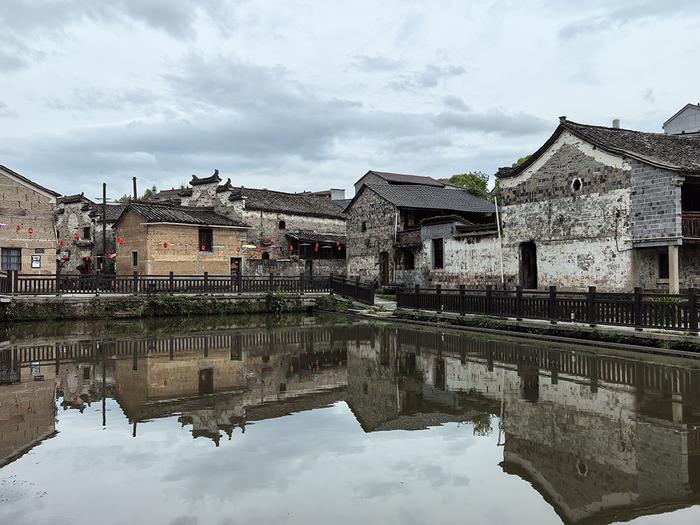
1, 314, 700, 525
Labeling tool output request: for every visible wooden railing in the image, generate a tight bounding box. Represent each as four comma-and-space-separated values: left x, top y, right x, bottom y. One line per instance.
2, 271, 332, 296
329, 275, 374, 305
397, 285, 700, 333
682, 211, 700, 238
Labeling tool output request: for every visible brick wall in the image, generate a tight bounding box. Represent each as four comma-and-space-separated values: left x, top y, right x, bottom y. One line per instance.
0, 172, 57, 275
630, 161, 683, 246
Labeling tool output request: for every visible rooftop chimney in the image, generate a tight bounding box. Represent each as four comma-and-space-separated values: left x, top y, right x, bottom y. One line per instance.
559, 116, 567, 124
612, 118, 620, 129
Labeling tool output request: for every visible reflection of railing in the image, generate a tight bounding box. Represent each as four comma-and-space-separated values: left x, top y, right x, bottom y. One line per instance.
397, 285, 700, 332
0, 348, 20, 384
682, 211, 700, 238
2, 272, 332, 296
330, 275, 374, 305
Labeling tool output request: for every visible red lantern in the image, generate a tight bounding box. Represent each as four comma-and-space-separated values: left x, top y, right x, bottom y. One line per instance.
163, 242, 169, 249
201, 244, 206, 251
59, 239, 65, 248
257, 247, 263, 253
16, 225, 21, 232
289, 243, 294, 253
236, 246, 240, 253
28, 227, 33, 236
74, 232, 79, 241
315, 241, 320, 253
336, 240, 341, 250
117, 236, 125, 246
62, 254, 68, 262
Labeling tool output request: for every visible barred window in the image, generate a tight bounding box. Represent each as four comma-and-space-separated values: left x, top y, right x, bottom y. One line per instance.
1, 248, 21, 271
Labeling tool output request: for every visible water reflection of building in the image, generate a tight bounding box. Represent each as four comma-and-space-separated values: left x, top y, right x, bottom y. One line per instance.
390, 330, 700, 525
113, 327, 356, 445
0, 363, 56, 467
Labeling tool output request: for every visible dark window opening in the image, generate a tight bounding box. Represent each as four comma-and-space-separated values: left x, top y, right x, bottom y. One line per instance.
361, 221, 367, 232
658, 251, 669, 279
402, 249, 415, 270
262, 355, 270, 363
83, 367, 90, 380
262, 251, 270, 260
432, 238, 444, 269
572, 178, 582, 192
199, 228, 213, 252
82, 227, 91, 240
132, 251, 138, 267
279, 383, 286, 393
1, 248, 21, 271
278, 220, 286, 230
682, 183, 700, 211
363, 383, 368, 395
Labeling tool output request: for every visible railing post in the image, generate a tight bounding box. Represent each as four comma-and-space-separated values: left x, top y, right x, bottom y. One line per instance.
485, 285, 493, 315
587, 286, 597, 326
515, 285, 523, 320
169, 271, 174, 294
133, 271, 138, 295
300, 272, 305, 294
459, 284, 466, 315
633, 287, 643, 331
55, 272, 60, 296
549, 285, 558, 324
11, 270, 18, 294
237, 270, 243, 294
269, 272, 274, 292
203, 272, 209, 294
688, 288, 698, 334
414, 284, 420, 311
435, 284, 442, 313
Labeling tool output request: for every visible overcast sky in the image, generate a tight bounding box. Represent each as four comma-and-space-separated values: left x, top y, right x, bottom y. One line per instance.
1, 0, 698, 200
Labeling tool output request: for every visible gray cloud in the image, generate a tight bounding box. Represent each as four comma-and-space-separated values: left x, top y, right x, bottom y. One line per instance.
352, 55, 406, 73
388, 64, 466, 91
443, 96, 470, 112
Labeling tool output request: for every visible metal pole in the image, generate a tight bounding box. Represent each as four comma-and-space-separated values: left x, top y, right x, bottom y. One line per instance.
102, 182, 107, 274
494, 196, 505, 287
132, 177, 137, 200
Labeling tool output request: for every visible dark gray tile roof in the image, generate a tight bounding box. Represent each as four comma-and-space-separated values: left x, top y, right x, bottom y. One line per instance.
285, 229, 347, 244
190, 169, 222, 186
367, 170, 444, 187
365, 184, 496, 214
502, 119, 700, 178
332, 198, 352, 211
229, 187, 346, 219
119, 202, 249, 228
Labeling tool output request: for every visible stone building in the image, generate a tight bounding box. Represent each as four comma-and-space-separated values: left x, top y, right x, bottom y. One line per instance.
113, 201, 249, 275
0, 163, 59, 275
345, 171, 495, 286
54, 194, 126, 274
152, 171, 347, 277
489, 117, 700, 292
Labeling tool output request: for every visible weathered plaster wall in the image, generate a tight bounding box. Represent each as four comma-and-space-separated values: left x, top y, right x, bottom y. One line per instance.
498, 132, 635, 291
346, 188, 397, 281
0, 172, 57, 275
636, 246, 700, 289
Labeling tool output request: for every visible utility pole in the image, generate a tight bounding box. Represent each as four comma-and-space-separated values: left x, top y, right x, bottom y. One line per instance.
132, 177, 137, 200
102, 182, 107, 273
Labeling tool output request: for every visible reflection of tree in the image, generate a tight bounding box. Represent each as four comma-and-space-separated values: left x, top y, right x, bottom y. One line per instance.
468, 413, 492, 437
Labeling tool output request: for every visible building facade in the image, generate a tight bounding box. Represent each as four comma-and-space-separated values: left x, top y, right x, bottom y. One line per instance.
152, 171, 347, 277
490, 117, 700, 292
0, 164, 59, 276
345, 171, 495, 287
113, 201, 249, 275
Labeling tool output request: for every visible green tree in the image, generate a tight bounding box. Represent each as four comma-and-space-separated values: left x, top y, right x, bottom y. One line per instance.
512, 154, 531, 168
117, 194, 132, 204
142, 185, 157, 200
444, 171, 490, 200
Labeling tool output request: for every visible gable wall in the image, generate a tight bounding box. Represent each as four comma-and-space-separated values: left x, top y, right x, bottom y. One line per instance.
0, 170, 57, 275
498, 132, 635, 290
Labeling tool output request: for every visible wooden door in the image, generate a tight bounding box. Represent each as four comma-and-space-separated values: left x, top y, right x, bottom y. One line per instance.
520, 242, 538, 289
379, 251, 389, 286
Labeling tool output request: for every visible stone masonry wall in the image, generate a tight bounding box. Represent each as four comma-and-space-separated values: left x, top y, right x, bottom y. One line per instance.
0, 172, 57, 275
346, 188, 397, 281
498, 134, 635, 291
630, 161, 683, 247
55, 199, 94, 274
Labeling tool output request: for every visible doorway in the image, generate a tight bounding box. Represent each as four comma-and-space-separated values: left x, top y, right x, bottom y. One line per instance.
379, 251, 389, 286
230, 257, 242, 275
198, 368, 214, 395
304, 259, 313, 280
520, 242, 538, 289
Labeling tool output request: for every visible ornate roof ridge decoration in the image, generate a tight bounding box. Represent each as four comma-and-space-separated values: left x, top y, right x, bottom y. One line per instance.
190, 169, 222, 186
